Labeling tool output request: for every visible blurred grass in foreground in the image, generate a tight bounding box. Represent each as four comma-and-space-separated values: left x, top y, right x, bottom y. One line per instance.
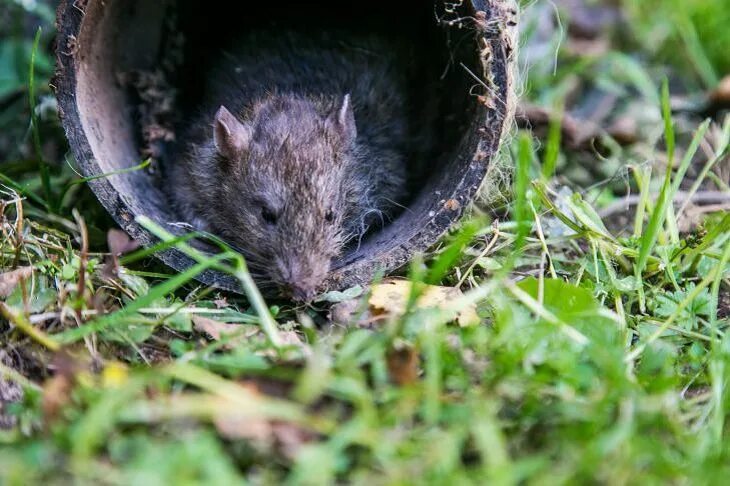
1, 0, 730, 483
623, 0, 730, 87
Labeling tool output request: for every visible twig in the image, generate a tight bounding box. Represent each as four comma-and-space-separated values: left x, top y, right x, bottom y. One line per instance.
531, 203, 557, 279
456, 223, 501, 288
12, 194, 23, 268
73, 210, 89, 310
599, 191, 730, 220
28, 307, 259, 324
0, 302, 61, 352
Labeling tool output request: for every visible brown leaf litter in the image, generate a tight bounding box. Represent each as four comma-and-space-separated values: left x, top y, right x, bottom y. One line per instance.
0, 267, 32, 298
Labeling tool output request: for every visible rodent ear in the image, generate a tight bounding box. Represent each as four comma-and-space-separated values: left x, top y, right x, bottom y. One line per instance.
326, 94, 357, 141
214, 106, 252, 160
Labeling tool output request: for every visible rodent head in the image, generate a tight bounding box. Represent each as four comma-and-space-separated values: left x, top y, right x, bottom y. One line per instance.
210, 95, 359, 301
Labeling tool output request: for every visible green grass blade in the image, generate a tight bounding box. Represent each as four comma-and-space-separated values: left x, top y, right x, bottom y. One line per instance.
137, 216, 283, 349
671, 119, 711, 196
632, 165, 651, 239
666, 118, 711, 243
532, 180, 584, 235
54, 255, 228, 344
59, 159, 152, 206
677, 115, 730, 218
661, 79, 675, 168
426, 220, 479, 285
502, 132, 534, 276
678, 16, 719, 88
626, 258, 726, 363
0, 172, 47, 207
709, 241, 730, 345
28, 27, 52, 209
119, 233, 201, 265
541, 104, 562, 179
635, 80, 675, 276
709, 242, 730, 448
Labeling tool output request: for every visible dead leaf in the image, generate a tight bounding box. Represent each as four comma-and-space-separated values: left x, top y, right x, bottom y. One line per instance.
103, 230, 140, 279
272, 422, 317, 460
214, 415, 314, 459
0, 267, 32, 298
477, 94, 496, 109
369, 279, 480, 327
212, 381, 315, 459
516, 103, 599, 150
565, 37, 610, 57
107, 229, 140, 256
106, 229, 140, 256
607, 116, 640, 145
214, 414, 272, 442
369, 280, 412, 317
42, 353, 80, 422
387, 345, 420, 385
710, 75, 730, 104
329, 299, 361, 326
42, 374, 73, 422
444, 199, 462, 211
193, 316, 250, 348
279, 331, 305, 347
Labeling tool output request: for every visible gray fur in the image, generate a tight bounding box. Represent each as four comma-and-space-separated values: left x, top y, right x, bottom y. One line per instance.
169, 32, 411, 300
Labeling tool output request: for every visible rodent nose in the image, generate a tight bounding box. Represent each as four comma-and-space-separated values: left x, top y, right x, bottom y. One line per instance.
290, 284, 317, 303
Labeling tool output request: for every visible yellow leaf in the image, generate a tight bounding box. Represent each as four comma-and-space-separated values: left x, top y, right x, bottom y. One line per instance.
102, 362, 129, 388
369, 279, 479, 327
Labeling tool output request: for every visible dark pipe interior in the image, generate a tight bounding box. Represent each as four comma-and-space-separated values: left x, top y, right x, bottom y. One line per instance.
61, 0, 488, 292
160, 1, 479, 268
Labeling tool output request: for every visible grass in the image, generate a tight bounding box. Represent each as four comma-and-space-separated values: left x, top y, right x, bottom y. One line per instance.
623, 0, 730, 88
1, 0, 730, 484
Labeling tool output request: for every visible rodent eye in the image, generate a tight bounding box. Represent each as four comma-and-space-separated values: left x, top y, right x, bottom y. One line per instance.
261, 207, 278, 225
325, 210, 335, 224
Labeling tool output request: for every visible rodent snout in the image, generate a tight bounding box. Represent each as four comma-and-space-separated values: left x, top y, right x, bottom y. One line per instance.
284, 277, 321, 302
289, 283, 318, 303
275, 257, 328, 302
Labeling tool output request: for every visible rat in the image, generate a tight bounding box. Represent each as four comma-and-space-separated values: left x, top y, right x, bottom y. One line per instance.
168, 32, 418, 301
